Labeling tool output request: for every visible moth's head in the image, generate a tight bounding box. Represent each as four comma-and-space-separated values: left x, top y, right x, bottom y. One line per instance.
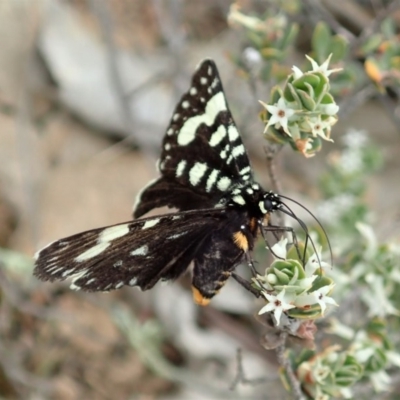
259, 191, 282, 215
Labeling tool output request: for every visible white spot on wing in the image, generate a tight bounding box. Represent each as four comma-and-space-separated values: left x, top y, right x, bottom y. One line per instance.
75, 242, 111, 262
176, 160, 186, 177
167, 231, 187, 240
114, 260, 123, 267
209, 125, 226, 147
182, 100, 189, 108
50, 267, 64, 275
142, 219, 160, 229
232, 144, 245, 157
70, 283, 81, 291
211, 77, 219, 89
177, 92, 227, 146
115, 282, 124, 289
189, 162, 208, 186
167, 128, 174, 135
208, 66, 212, 76
200, 77, 207, 85
217, 176, 231, 191
173, 113, 180, 121
129, 277, 138, 286
165, 143, 171, 151
233, 196, 246, 205
130, 245, 149, 256
228, 125, 239, 141
62, 268, 75, 277
99, 225, 130, 243
206, 169, 219, 192
34, 240, 56, 260
240, 166, 251, 175
190, 87, 197, 95
70, 269, 89, 283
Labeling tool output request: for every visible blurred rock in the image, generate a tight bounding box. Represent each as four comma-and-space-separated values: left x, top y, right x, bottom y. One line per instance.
38, 0, 172, 148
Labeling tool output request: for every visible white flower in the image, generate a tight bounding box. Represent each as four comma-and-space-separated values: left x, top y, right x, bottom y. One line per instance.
258, 289, 295, 325
295, 284, 338, 315
356, 222, 377, 259
306, 54, 342, 77
387, 351, 400, 368
271, 238, 288, 259
296, 275, 319, 292
362, 274, 399, 317
292, 65, 303, 79
341, 128, 368, 148
318, 103, 340, 116
305, 247, 331, 276
327, 318, 355, 340
340, 149, 362, 173
370, 370, 392, 392
260, 97, 296, 135
307, 116, 334, 142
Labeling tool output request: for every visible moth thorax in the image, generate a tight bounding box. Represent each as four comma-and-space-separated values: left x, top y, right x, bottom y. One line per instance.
228, 183, 266, 214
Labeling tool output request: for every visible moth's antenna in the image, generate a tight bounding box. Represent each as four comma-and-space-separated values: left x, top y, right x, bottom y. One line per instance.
278, 206, 313, 265
278, 204, 325, 271
279, 194, 333, 267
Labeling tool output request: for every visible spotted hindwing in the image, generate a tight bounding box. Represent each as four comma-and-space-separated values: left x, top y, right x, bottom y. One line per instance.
34, 209, 233, 293
134, 59, 254, 218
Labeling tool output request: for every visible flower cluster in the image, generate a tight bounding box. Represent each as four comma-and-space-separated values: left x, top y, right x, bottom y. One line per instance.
253, 239, 337, 326
293, 346, 363, 399
260, 55, 341, 157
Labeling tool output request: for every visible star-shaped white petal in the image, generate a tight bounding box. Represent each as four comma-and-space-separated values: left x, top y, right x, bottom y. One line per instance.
306, 54, 342, 77
308, 117, 334, 142
260, 97, 296, 135
295, 284, 338, 315
258, 289, 296, 325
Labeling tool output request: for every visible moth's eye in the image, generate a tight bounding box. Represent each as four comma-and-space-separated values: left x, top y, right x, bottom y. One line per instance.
264, 198, 273, 212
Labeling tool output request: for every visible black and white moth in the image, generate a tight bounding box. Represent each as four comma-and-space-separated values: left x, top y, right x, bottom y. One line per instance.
34, 59, 293, 305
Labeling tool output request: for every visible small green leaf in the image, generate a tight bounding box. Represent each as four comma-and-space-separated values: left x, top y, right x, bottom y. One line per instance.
284, 82, 301, 106
360, 33, 383, 56
279, 23, 299, 49
297, 90, 316, 111
260, 47, 284, 61
293, 73, 321, 91
312, 22, 332, 60
381, 17, 395, 38
331, 35, 349, 61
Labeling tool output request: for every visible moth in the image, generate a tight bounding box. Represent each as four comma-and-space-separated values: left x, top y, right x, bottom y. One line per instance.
34, 59, 306, 305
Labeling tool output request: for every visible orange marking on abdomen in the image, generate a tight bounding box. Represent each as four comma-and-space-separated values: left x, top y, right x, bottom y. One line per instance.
249, 217, 257, 233
192, 286, 211, 306
233, 231, 249, 251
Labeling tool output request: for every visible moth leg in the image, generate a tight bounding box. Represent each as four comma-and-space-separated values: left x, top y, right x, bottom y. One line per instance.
243, 251, 258, 276
260, 223, 304, 264
231, 272, 261, 298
